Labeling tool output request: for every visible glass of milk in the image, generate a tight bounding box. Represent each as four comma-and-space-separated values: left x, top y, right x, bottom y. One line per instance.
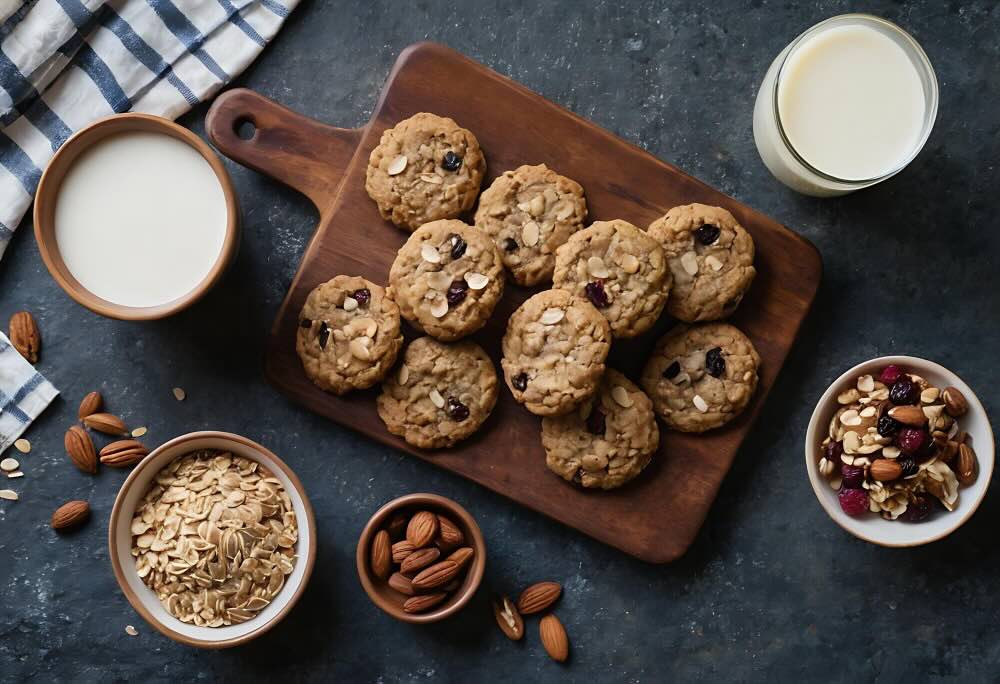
753, 14, 938, 196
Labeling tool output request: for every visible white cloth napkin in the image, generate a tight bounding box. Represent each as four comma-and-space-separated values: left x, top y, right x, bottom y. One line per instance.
0, 0, 299, 260
0, 331, 58, 454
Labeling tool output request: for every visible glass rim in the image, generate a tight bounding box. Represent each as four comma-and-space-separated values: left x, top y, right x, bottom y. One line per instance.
771, 13, 939, 186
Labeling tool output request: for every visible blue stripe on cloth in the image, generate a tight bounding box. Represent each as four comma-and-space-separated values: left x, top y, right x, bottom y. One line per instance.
73, 43, 132, 112
54, 0, 92, 28
0, 386, 33, 424
260, 0, 288, 18
24, 98, 74, 149
0, 46, 38, 112
0, 131, 42, 193
0, 0, 37, 42
101, 9, 199, 105
145, 0, 230, 82
216, 0, 265, 47
0, 220, 12, 240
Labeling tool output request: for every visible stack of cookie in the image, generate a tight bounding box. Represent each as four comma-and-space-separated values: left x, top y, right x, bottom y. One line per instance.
294, 111, 762, 492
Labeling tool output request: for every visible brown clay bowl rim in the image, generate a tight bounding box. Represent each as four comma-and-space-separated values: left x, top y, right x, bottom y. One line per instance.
356, 493, 486, 623
33, 113, 240, 321
108, 431, 317, 648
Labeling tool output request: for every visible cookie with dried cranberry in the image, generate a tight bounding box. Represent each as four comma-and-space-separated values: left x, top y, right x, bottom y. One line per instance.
501, 289, 611, 416
552, 219, 670, 338
365, 113, 486, 231
647, 203, 756, 322
387, 219, 504, 341
377, 336, 497, 449
296, 276, 403, 395
474, 164, 588, 286
640, 322, 760, 432
542, 369, 659, 490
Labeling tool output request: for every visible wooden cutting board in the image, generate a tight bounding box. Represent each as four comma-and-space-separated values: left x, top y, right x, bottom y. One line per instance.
205, 43, 821, 563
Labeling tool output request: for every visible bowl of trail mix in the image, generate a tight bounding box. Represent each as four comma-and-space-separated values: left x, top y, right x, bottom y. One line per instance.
806, 356, 994, 546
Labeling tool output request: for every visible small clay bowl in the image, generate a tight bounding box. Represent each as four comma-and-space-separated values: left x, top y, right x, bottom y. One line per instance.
109, 431, 316, 648
805, 356, 994, 547
34, 113, 240, 320
356, 493, 486, 623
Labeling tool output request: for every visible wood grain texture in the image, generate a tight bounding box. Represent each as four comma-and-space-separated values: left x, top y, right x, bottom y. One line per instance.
206, 43, 822, 563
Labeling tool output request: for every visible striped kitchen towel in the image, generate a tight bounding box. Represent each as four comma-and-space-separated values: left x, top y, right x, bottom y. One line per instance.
0, 331, 58, 455
0, 0, 299, 260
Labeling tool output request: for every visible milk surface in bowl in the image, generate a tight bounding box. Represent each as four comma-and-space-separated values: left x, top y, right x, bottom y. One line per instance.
54, 131, 228, 308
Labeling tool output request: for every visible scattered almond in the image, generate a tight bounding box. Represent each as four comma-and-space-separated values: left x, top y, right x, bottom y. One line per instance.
131, 426, 148, 438
1, 458, 19, 472
51, 500, 89, 530
492, 595, 524, 640
64, 425, 97, 474
77, 391, 103, 419
13, 438, 30, 453
172, 387, 186, 401
0, 489, 18, 501
99, 440, 148, 468
82, 412, 128, 436
517, 581, 562, 615
9, 311, 40, 363
539, 614, 570, 662
125, 625, 138, 637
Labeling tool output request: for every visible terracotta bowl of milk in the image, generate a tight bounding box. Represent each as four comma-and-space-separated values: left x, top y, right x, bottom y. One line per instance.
34, 114, 239, 320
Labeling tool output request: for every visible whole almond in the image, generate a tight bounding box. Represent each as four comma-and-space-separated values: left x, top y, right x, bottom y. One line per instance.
411, 560, 460, 590
64, 425, 97, 474
942, 387, 969, 417
939, 440, 959, 464
957, 443, 978, 486
492, 594, 524, 641
99, 439, 148, 468
539, 614, 570, 662
447, 546, 475, 570
436, 514, 464, 549
517, 581, 562, 615
82, 412, 127, 436
392, 540, 415, 564
387, 513, 408, 541
371, 529, 392, 580
406, 511, 438, 548
403, 592, 447, 614
9, 311, 40, 363
869, 459, 903, 483
77, 391, 103, 419
388, 572, 415, 596
887, 405, 926, 427
400, 547, 441, 576
51, 500, 90, 530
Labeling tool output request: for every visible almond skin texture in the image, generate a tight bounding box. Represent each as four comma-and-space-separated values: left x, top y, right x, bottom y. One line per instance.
391, 540, 415, 564
388, 572, 416, 596
436, 514, 464, 549
957, 443, 978, 485
371, 529, 392, 580
869, 459, 903, 483
82, 412, 127, 436
887, 405, 926, 427
492, 594, 524, 640
64, 425, 97, 474
9, 311, 40, 363
411, 560, 460, 590
51, 500, 90, 530
99, 439, 148, 468
403, 592, 447, 614
447, 546, 475, 570
517, 581, 562, 615
77, 391, 103, 419
400, 547, 440, 576
942, 387, 969, 417
406, 511, 438, 548
539, 614, 570, 662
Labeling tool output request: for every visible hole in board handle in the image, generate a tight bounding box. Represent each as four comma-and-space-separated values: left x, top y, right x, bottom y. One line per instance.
235, 118, 256, 141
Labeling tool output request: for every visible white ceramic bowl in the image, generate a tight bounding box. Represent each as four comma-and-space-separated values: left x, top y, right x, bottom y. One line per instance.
805, 356, 994, 546
109, 431, 316, 648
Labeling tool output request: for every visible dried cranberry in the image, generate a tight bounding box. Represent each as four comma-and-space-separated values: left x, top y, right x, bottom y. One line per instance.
300, 318, 312, 328
450, 234, 467, 260
503, 238, 518, 252
889, 378, 919, 405
823, 440, 844, 462
838, 488, 869, 517
446, 396, 470, 421
895, 427, 928, 455
694, 224, 721, 245
512, 373, 528, 391
352, 288, 371, 307
898, 457, 918, 478
877, 415, 901, 437
878, 364, 905, 386
586, 407, 606, 435
841, 464, 865, 489
318, 322, 330, 349
898, 495, 932, 522
662, 360, 681, 379
705, 347, 725, 378
584, 280, 610, 308
442, 151, 462, 171
446, 280, 468, 305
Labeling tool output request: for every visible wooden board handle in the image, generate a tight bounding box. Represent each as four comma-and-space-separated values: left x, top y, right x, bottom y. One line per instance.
206, 88, 362, 211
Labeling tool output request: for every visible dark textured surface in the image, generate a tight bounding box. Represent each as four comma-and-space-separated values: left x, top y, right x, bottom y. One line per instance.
1, 1, 998, 681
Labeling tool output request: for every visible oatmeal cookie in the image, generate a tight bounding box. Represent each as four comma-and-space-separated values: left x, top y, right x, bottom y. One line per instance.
552, 219, 670, 338
501, 289, 611, 416
377, 336, 498, 449
542, 369, 659, 490
365, 113, 486, 231
474, 164, 587, 286
647, 203, 756, 322
387, 219, 504, 341
640, 322, 760, 432
296, 276, 403, 395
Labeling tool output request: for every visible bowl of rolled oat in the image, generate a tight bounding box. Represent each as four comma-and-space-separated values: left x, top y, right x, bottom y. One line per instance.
109, 431, 316, 648
805, 356, 994, 547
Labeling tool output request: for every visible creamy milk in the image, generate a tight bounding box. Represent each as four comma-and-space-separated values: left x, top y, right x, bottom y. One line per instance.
55, 132, 228, 308
776, 24, 926, 181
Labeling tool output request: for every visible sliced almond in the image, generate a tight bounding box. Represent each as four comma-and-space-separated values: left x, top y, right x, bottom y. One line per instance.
419, 173, 443, 185
172, 387, 186, 401
429, 298, 449, 318
0, 489, 17, 501
398, 366, 410, 385
587, 256, 610, 279
843, 431, 861, 454
857, 374, 875, 393
1, 458, 19, 472
859, 406, 877, 418
464, 272, 489, 290
421, 243, 442, 264
125, 625, 138, 637
427, 271, 452, 290
387, 155, 407, 175
13, 438, 30, 454
349, 338, 372, 361
540, 308, 565, 325
429, 389, 445, 408
7, 472, 23, 479
619, 253, 640, 274
555, 202, 574, 221
365, 319, 378, 338
680, 251, 699, 276
131, 426, 148, 438
611, 386, 633, 408
705, 255, 724, 271
692, 395, 709, 413
343, 296, 359, 312
522, 221, 540, 247
839, 409, 862, 426
528, 194, 545, 217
